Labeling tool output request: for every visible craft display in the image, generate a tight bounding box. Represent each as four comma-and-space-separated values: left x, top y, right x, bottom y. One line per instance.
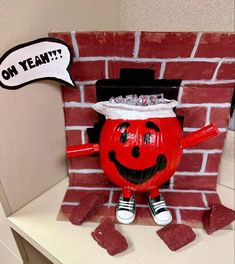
67, 94, 219, 225
1, 32, 234, 257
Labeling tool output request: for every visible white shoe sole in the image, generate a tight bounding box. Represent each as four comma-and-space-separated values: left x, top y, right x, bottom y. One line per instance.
116, 212, 136, 224
149, 210, 173, 226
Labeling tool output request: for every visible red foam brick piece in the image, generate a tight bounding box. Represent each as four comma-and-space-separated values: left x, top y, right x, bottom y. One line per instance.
157, 224, 196, 251
75, 31, 135, 57
91, 217, 128, 256
69, 193, 107, 225
138, 32, 197, 58
164, 62, 217, 80
195, 33, 235, 58
203, 204, 235, 234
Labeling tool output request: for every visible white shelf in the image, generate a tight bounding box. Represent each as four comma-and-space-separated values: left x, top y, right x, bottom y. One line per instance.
7, 178, 234, 264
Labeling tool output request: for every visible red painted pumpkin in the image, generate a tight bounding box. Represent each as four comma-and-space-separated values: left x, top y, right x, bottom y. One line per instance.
99, 117, 183, 192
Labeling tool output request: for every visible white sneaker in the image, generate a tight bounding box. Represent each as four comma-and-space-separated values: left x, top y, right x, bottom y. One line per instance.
148, 195, 172, 225
116, 194, 136, 224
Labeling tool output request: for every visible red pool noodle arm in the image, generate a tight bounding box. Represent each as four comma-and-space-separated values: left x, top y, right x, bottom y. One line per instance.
67, 143, 100, 158
66, 124, 219, 157
180, 123, 219, 149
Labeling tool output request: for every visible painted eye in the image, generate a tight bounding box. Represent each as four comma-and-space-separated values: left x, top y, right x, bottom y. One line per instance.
120, 131, 128, 143
144, 133, 151, 144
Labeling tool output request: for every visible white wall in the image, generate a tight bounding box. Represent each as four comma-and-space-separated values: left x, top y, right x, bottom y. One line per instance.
121, 0, 234, 31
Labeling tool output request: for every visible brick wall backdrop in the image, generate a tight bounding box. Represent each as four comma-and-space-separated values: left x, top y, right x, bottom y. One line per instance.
49, 31, 235, 227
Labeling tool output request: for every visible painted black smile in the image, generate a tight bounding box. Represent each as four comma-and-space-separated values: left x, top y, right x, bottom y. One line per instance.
108, 151, 167, 184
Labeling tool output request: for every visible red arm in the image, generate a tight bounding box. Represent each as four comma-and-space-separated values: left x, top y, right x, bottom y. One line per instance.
67, 143, 99, 158
180, 123, 219, 149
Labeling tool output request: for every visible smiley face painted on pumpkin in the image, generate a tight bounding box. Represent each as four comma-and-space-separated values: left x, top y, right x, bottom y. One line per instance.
99, 117, 183, 192
108, 121, 167, 183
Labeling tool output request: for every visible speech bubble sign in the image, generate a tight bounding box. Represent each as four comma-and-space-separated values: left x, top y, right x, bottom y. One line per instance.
0, 38, 75, 89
